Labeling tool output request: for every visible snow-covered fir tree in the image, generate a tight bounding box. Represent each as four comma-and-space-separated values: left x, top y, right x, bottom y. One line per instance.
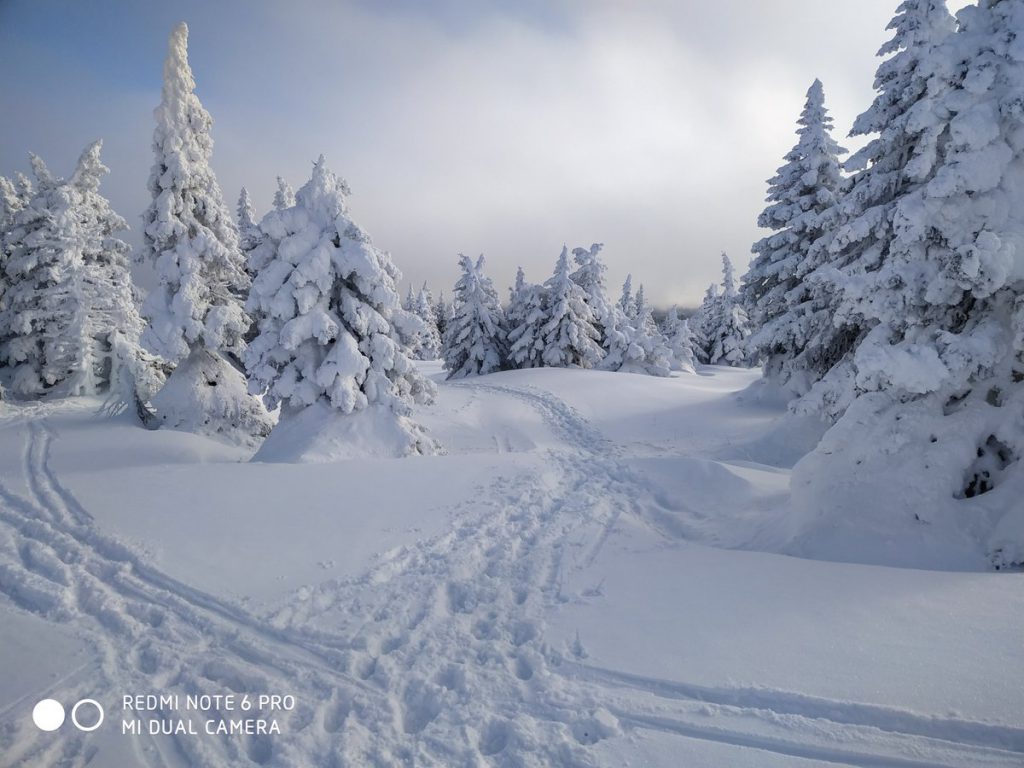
246, 156, 435, 456
0, 176, 22, 332
1, 156, 79, 395
540, 246, 603, 368
743, 79, 847, 392
1, 146, 160, 401
412, 285, 442, 360
443, 254, 507, 378
837, 0, 1024, 404
790, 0, 1024, 567
663, 306, 697, 373
690, 283, 719, 364
65, 142, 162, 402
273, 176, 295, 211
570, 242, 612, 345
600, 303, 672, 377
237, 187, 261, 260
506, 266, 547, 369
618, 274, 635, 317
633, 283, 660, 335
708, 253, 752, 366
140, 22, 269, 441
434, 288, 450, 339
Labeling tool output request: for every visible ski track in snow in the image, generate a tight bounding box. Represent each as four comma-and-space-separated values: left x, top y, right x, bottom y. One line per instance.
0, 388, 1022, 766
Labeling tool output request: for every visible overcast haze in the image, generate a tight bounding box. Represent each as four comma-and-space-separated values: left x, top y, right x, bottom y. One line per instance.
0, 0, 974, 307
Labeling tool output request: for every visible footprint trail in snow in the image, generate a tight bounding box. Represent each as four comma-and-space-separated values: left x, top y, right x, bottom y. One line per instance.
1, 387, 1022, 766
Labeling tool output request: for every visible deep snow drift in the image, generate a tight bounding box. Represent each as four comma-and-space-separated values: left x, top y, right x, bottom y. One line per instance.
0, 364, 1022, 767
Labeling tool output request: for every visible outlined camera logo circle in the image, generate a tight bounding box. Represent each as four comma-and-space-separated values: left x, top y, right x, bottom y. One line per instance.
32, 698, 104, 732
71, 699, 104, 732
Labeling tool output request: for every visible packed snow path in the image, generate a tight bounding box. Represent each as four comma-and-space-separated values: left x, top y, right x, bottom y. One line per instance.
0, 381, 1022, 766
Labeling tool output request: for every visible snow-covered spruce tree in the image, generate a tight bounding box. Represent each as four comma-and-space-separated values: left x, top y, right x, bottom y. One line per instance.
702, 254, 752, 366
790, 0, 1024, 568
600, 303, 672, 377
412, 285, 442, 360
0, 146, 159, 401
633, 284, 659, 334
237, 187, 261, 262
0, 176, 22, 323
443, 254, 507, 378
434, 288, 450, 339
273, 176, 295, 211
743, 79, 847, 393
1, 156, 79, 395
65, 142, 162, 402
842, 0, 1024, 407
540, 246, 604, 368
246, 156, 436, 459
792, 1, 957, 418
690, 283, 719, 364
140, 22, 270, 442
570, 242, 612, 345
618, 274, 635, 318
506, 266, 548, 369
663, 306, 697, 373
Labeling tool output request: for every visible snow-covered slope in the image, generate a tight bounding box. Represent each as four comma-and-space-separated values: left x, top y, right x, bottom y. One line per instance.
0, 364, 1022, 767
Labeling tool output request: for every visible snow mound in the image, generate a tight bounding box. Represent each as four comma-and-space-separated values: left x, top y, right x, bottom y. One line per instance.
788, 385, 1024, 571
150, 349, 273, 447
253, 401, 437, 463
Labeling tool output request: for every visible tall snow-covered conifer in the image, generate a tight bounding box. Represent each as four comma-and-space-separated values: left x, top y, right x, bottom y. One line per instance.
237, 187, 261, 260
744, 79, 847, 391
841, 0, 1024, 403
507, 266, 547, 369
1, 146, 159, 400
570, 243, 612, 345
141, 23, 269, 441
540, 246, 603, 368
412, 286, 442, 360
443, 255, 507, 378
141, 22, 250, 364
707, 254, 752, 366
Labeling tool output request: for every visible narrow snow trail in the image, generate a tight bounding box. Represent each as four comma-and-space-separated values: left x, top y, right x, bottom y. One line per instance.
269, 380, 1024, 768
0, 406, 401, 767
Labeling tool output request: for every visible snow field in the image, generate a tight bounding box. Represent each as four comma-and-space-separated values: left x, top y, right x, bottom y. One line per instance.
0, 364, 1021, 766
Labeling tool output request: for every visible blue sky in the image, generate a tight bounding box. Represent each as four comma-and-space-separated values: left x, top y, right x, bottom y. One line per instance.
0, 0, 974, 305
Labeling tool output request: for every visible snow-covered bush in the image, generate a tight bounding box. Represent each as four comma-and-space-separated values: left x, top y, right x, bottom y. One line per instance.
247, 156, 436, 459
443, 254, 507, 378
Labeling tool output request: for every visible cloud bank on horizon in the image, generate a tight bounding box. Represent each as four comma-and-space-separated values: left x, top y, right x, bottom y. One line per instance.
0, 0, 975, 306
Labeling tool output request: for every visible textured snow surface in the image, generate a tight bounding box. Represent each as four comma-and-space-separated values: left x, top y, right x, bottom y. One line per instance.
0, 363, 1022, 767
